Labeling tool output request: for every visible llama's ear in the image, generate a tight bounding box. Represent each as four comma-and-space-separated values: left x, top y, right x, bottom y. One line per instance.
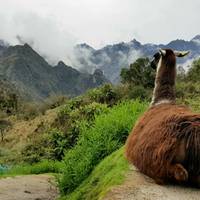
174, 50, 190, 57
159, 49, 166, 56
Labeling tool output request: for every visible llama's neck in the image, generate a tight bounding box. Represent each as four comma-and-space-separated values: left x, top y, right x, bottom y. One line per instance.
151, 57, 176, 106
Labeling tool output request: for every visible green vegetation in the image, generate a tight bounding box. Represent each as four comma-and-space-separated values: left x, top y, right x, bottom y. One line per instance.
0, 99, 147, 199
121, 58, 155, 88
176, 81, 200, 111
57, 57, 200, 199
0, 79, 18, 115
59, 100, 147, 194
86, 84, 120, 106
0, 160, 63, 177
186, 59, 200, 82
63, 147, 129, 200
120, 58, 155, 101
120, 57, 200, 110
175, 59, 200, 111
20, 129, 69, 164
1, 57, 200, 200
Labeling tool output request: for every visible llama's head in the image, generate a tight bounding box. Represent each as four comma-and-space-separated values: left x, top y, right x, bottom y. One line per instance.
150, 49, 189, 106
150, 49, 189, 70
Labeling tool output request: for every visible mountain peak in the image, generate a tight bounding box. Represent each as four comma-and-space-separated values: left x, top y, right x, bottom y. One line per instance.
76, 43, 95, 51
57, 61, 66, 66
129, 39, 141, 48
130, 38, 139, 43
23, 43, 32, 49
191, 35, 200, 42
130, 38, 141, 44
6, 43, 33, 54
0, 40, 9, 47
93, 68, 103, 76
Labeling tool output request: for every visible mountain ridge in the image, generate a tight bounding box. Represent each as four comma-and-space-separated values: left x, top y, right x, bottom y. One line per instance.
0, 43, 108, 101
75, 35, 200, 83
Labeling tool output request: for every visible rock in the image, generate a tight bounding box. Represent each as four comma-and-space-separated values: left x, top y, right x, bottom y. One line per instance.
104, 165, 200, 200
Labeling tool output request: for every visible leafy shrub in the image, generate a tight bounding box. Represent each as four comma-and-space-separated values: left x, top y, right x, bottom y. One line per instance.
175, 81, 200, 112
113, 84, 130, 100
76, 102, 109, 121
59, 100, 147, 194
21, 128, 69, 163
21, 139, 48, 164
20, 102, 109, 164
66, 96, 87, 110
57, 96, 89, 124
57, 102, 109, 147
180, 97, 200, 112
0, 93, 18, 114
186, 58, 200, 82
176, 82, 186, 99
87, 84, 119, 106
128, 85, 151, 100
67, 103, 109, 145
47, 129, 69, 161
120, 58, 155, 88
0, 79, 18, 114
176, 81, 200, 99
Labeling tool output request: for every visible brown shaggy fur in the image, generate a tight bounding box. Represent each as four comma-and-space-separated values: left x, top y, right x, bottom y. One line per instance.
125, 104, 200, 185
125, 49, 200, 186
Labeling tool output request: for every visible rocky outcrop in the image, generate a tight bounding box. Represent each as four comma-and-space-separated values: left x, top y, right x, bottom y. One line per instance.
104, 165, 200, 200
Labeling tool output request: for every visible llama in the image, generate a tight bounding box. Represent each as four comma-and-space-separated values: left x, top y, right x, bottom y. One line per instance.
125, 49, 200, 186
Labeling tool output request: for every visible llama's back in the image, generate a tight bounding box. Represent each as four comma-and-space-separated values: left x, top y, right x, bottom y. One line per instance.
125, 103, 200, 181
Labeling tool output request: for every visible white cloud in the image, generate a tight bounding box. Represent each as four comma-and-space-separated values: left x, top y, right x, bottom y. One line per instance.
0, 11, 77, 65
0, 0, 200, 64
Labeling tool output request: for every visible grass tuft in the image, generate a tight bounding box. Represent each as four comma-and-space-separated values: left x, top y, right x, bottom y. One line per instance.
62, 147, 129, 200
59, 100, 147, 194
0, 160, 64, 177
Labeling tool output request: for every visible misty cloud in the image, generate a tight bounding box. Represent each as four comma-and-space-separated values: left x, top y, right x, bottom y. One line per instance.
0, 0, 200, 66
0, 12, 77, 65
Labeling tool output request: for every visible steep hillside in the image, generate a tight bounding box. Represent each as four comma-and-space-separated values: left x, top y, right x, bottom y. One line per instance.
0, 107, 58, 164
0, 44, 108, 101
75, 35, 200, 83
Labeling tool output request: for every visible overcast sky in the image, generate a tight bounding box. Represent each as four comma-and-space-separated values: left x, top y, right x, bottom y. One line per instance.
0, 0, 200, 64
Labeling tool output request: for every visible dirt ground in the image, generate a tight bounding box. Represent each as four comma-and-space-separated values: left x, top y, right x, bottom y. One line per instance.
0, 174, 59, 200
104, 165, 200, 200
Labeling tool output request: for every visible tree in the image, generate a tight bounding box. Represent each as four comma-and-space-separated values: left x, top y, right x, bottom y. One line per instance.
177, 65, 186, 81
0, 120, 11, 141
120, 58, 155, 88
186, 59, 200, 82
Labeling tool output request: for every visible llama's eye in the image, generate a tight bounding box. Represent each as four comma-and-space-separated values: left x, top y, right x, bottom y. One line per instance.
150, 52, 160, 69
154, 52, 161, 60
150, 58, 157, 70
